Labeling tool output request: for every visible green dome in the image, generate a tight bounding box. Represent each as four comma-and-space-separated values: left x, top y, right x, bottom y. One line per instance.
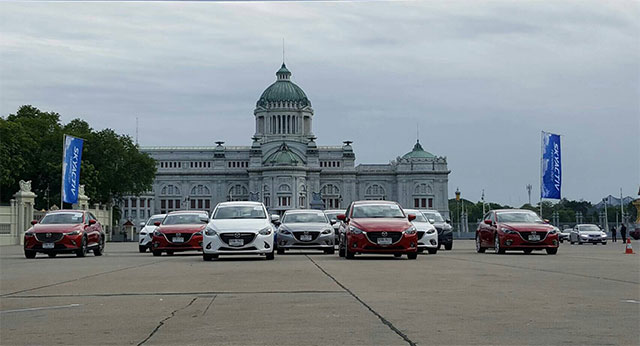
265, 142, 304, 166
256, 63, 311, 107
403, 140, 435, 159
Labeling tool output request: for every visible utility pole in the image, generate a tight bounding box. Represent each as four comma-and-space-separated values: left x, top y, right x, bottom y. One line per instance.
602, 198, 608, 232
526, 184, 532, 206
481, 189, 486, 215
620, 188, 624, 225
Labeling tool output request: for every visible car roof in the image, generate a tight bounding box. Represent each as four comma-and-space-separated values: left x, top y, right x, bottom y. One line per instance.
493, 209, 536, 213
167, 210, 207, 215
324, 209, 345, 213
47, 210, 84, 213
216, 201, 264, 207
150, 214, 167, 218
352, 200, 398, 205
285, 209, 324, 214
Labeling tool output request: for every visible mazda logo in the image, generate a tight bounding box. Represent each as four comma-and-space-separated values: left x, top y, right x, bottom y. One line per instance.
176, 233, 181, 237
304, 231, 309, 235
46, 233, 51, 238
381, 231, 388, 237
234, 233, 241, 238
532, 232, 537, 235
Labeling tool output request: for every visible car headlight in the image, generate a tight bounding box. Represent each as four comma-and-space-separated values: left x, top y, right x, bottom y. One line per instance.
403, 226, 417, 235
204, 227, 217, 236
580, 234, 588, 238
548, 228, 558, 235
426, 229, 436, 234
258, 227, 272, 235
140, 232, 146, 236
349, 226, 364, 234
65, 230, 81, 236
193, 231, 202, 236
24, 231, 34, 237
500, 228, 518, 234
153, 230, 164, 237
321, 229, 333, 235
279, 228, 291, 235
601, 232, 607, 237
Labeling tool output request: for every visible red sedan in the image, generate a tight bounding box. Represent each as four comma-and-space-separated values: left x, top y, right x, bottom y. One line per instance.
337, 200, 419, 259
151, 210, 208, 256
24, 210, 105, 258
476, 209, 559, 255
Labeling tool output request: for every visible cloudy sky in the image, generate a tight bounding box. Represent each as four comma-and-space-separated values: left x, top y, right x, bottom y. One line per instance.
1, 0, 638, 206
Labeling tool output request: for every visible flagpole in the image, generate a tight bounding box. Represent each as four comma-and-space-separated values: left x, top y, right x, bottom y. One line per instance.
60, 134, 66, 210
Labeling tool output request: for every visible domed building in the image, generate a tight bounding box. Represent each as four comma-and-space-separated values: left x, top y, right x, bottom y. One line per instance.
119, 62, 450, 224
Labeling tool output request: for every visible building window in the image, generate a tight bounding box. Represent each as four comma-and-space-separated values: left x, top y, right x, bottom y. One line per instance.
365, 184, 386, 200
278, 196, 291, 207
131, 199, 137, 208
413, 183, 434, 209
321, 184, 340, 209
428, 198, 433, 208
228, 184, 249, 201
124, 199, 129, 208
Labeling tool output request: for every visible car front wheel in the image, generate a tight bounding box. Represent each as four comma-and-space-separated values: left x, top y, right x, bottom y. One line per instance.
139, 245, 147, 253
546, 248, 558, 255
265, 249, 275, 260
444, 243, 452, 250
24, 250, 36, 259
76, 237, 88, 257
427, 248, 438, 254
407, 252, 418, 260
476, 236, 486, 253
494, 235, 505, 254
93, 237, 104, 256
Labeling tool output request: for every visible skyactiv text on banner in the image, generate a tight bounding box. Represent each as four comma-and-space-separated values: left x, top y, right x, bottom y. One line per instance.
541, 131, 561, 200
62, 135, 84, 204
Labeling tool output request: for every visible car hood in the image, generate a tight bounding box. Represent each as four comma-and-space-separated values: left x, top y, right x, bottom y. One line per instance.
501, 223, 555, 232
351, 218, 412, 232
210, 219, 270, 233
411, 221, 435, 231
157, 224, 206, 233
140, 225, 158, 233
578, 230, 605, 236
30, 224, 84, 233
281, 222, 331, 231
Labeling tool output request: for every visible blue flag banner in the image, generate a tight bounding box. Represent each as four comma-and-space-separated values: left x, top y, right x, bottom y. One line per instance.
541, 131, 561, 199
62, 135, 84, 204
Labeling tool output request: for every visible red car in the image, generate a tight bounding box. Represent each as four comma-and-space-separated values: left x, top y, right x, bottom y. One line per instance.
24, 210, 105, 258
151, 210, 208, 256
476, 209, 559, 255
337, 200, 419, 259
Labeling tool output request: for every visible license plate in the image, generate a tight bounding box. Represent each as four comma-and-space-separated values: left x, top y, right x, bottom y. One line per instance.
43, 243, 54, 249
528, 234, 540, 241
229, 239, 244, 247
300, 234, 313, 241
172, 237, 184, 243
377, 238, 392, 245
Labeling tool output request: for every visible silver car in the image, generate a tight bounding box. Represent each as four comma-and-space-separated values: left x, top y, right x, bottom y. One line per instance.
570, 224, 607, 245
324, 209, 345, 245
277, 209, 335, 254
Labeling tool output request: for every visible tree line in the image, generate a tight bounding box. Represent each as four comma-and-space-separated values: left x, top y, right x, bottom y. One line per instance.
1, 105, 156, 210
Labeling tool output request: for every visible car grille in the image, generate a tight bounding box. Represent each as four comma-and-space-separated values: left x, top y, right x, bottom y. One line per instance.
293, 231, 320, 242
417, 231, 425, 239
220, 233, 256, 245
35, 233, 64, 243
517, 231, 548, 242
364, 245, 405, 250
164, 233, 194, 243
219, 246, 258, 251
365, 231, 403, 244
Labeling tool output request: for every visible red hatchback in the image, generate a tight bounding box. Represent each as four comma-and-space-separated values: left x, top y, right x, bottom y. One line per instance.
151, 211, 208, 256
337, 201, 419, 259
476, 209, 559, 255
24, 210, 105, 258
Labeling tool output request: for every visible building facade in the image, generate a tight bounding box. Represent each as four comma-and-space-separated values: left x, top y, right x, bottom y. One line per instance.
120, 63, 450, 226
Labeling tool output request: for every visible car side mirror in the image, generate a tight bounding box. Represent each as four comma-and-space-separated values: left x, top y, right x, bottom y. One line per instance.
543, 219, 550, 224
408, 214, 416, 222
154, 221, 161, 226
200, 217, 209, 223
330, 219, 337, 225
336, 214, 346, 221
271, 214, 280, 225
89, 219, 97, 225
445, 219, 451, 224
484, 220, 493, 225
31, 220, 38, 225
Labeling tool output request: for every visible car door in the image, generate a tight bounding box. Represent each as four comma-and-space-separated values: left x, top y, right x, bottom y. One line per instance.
340, 203, 353, 247
479, 212, 495, 246
86, 213, 98, 245
485, 212, 498, 246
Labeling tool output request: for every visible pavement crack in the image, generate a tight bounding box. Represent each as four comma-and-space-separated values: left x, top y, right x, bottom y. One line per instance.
305, 255, 417, 346
5, 290, 345, 299
202, 295, 217, 316
137, 297, 198, 346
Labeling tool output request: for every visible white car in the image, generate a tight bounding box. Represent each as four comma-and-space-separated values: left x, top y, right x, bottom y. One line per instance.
570, 224, 607, 245
405, 208, 438, 254
138, 214, 166, 253
202, 201, 276, 261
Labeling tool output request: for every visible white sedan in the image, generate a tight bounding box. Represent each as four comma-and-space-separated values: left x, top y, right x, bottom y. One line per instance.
405, 208, 438, 254
138, 214, 166, 253
570, 224, 607, 245
202, 201, 276, 261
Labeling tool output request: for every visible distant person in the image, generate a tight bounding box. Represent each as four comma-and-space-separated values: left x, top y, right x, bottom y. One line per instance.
611, 226, 617, 242
620, 223, 627, 243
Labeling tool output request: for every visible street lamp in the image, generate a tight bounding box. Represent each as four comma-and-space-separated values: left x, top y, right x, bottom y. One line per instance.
455, 188, 461, 233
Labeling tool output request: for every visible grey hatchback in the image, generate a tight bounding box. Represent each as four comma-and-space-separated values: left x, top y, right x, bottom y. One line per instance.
277, 209, 335, 254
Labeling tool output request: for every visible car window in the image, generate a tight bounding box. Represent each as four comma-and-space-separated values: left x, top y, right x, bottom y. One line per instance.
579, 225, 600, 232
163, 213, 208, 225
213, 205, 266, 219
424, 211, 445, 222
496, 211, 542, 223
147, 216, 165, 225
405, 210, 427, 222
40, 212, 84, 224
283, 212, 328, 223
352, 203, 405, 218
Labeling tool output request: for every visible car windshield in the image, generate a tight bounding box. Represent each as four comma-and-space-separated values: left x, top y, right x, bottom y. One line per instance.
283, 212, 328, 224
40, 212, 84, 224
324, 211, 342, 220
423, 211, 444, 222
213, 205, 266, 219
405, 210, 427, 222
162, 213, 207, 225
147, 216, 165, 225
497, 211, 543, 223
352, 204, 405, 218
579, 225, 601, 232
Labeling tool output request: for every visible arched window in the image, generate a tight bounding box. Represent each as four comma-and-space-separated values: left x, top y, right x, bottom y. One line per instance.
263, 185, 271, 207
160, 184, 181, 213
298, 185, 307, 208
161, 184, 181, 196
413, 183, 434, 208
189, 184, 211, 210
228, 184, 249, 201
278, 184, 291, 193
277, 184, 292, 207
321, 184, 341, 209
191, 185, 210, 196
365, 184, 386, 200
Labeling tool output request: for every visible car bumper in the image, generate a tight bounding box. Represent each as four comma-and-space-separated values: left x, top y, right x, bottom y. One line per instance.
202, 233, 274, 255
347, 232, 417, 254
500, 233, 559, 249
139, 235, 152, 246
24, 234, 83, 253
152, 234, 203, 252
578, 237, 607, 243
277, 233, 334, 249
418, 233, 438, 249
438, 232, 453, 245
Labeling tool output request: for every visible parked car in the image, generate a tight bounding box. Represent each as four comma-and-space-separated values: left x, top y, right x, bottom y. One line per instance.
202, 201, 276, 261
421, 209, 453, 250
404, 208, 438, 254
559, 228, 572, 243
324, 209, 345, 245
476, 209, 559, 255
570, 224, 607, 245
138, 214, 166, 252
24, 210, 105, 258
277, 209, 335, 254
338, 200, 419, 259
151, 211, 208, 256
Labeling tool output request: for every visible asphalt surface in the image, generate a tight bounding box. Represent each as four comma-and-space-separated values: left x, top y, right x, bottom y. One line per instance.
1, 240, 639, 346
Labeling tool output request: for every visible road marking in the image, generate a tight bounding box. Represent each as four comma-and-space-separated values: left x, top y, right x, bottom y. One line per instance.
0, 304, 81, 314
622, 299, 640, 304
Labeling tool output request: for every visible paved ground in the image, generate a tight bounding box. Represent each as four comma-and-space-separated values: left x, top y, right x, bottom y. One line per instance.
1, 240, 638, 346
